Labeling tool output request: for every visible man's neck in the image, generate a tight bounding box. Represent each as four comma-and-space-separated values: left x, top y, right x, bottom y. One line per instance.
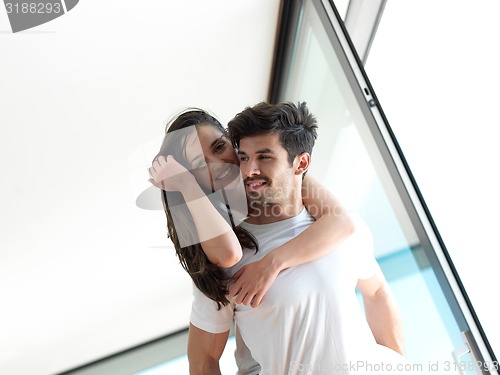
246, 201, 304, 225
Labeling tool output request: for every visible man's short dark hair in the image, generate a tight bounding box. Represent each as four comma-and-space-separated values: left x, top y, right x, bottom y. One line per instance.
227, 102, 318, 165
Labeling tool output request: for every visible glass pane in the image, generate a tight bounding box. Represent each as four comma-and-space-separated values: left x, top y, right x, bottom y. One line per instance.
274, 0, 493, 373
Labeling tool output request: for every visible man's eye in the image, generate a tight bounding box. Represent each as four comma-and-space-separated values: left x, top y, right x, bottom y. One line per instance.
239, 156, 248, 162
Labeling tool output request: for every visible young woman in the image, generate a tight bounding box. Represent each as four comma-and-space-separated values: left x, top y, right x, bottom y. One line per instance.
149, 108, 355, 308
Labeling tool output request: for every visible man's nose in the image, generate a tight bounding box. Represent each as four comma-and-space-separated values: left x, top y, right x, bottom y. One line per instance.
242, 158, 260, 177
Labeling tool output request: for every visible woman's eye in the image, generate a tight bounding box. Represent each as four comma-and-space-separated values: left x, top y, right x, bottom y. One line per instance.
214, 142, 226, 153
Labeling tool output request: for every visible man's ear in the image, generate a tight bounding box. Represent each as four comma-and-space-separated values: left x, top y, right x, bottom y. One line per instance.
294, 152, 311, 176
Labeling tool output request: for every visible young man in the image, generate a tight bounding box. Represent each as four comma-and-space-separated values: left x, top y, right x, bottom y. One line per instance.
188, 102, 405, 374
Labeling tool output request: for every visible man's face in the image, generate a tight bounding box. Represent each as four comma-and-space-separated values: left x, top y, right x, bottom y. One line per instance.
237, 132, 297, 209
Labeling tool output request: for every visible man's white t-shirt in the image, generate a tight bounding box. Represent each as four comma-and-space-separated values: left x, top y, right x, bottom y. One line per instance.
190, 208, 382, 374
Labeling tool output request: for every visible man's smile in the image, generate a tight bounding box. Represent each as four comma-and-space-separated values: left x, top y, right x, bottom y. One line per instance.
245, 178, 269, 192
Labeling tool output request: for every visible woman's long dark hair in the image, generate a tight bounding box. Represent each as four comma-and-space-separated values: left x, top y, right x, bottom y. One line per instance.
156, 109, 257, 309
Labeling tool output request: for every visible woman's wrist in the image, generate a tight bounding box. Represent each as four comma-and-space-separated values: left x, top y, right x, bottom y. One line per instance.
180, 179, 206, 201
263, 251, 285, 274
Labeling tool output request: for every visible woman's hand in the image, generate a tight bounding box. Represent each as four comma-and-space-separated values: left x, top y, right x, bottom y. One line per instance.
229, 255, 280, 307
149, 155, 196, 192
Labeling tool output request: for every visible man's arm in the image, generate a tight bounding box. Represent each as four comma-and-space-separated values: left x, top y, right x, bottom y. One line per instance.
187, 323, 229, 375
356, 265, 406, 356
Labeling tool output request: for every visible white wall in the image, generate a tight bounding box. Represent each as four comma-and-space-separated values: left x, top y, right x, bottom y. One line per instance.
366, 0, 500, 359
0, 1, 280, 374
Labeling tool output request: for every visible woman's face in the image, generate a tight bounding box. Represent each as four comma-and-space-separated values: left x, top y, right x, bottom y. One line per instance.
184, 124, 240, 192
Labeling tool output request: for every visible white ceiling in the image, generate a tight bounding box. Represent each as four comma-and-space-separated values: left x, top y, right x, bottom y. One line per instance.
1, 0, 499, 373
0, 1, 283, 373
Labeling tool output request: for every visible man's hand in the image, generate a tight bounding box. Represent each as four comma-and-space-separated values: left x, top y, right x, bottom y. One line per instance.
148, 155, 196, 191
229, 256, 280, 307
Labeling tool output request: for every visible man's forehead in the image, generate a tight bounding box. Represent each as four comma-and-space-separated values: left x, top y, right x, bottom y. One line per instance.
238, 132, 282, 153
